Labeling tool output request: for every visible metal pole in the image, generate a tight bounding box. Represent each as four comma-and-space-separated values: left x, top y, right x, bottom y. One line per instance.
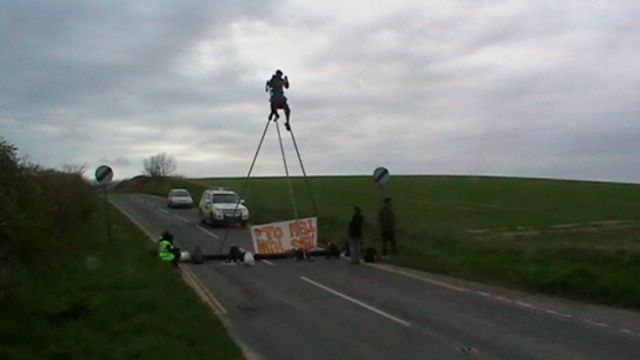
288, 127, 318, 217
103, 186, 112, 243
219, 119, 272, 254
276, 121, 298, 220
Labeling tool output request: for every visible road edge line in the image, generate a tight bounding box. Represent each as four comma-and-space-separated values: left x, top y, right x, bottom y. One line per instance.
181, 266, 228, 315
364, 262, 469, 292
109, 198, 261, 360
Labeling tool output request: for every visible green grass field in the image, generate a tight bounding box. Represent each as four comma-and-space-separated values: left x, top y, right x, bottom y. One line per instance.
1, 196, 243, 360
117, 175, 640, 308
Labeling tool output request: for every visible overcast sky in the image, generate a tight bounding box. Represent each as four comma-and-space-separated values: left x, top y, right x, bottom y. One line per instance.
2, 0, 639, 183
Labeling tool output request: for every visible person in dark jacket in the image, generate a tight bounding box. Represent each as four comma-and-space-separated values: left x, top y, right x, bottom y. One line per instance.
265, 70, 291, 130
377, 197, 397, 256
348, 206, 364, 264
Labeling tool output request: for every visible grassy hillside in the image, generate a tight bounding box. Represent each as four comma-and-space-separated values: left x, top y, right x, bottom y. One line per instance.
117, 175, 640, 308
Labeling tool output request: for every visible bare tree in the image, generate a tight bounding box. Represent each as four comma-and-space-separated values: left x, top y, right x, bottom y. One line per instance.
142, 152, 177, 178
61, 163, 86, 176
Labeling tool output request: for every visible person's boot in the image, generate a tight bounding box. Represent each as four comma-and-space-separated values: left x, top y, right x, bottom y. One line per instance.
285, 121, 291, 131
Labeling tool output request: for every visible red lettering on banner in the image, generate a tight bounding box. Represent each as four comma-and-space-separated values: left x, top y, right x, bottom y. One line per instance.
256, 239, 284, 254
259, 226, 284, 241
289, 219, 316, 237
290, 233, 316, 251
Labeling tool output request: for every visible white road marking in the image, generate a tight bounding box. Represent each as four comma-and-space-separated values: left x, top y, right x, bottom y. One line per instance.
261, 260, 275, 266
366, 263, 468, 292
146, 202, 154, 207
300, 276, 411, 327
515, 301, 537, 309
493, 296, 514, 303
197, 225, 220, 239
112, 197, 261, 360
584, 319, 609, 328
158, 208, 169, 214
477, 291, 492, 297
181, 265, 228, 316
175, 215, 189, 223
543, 309, 573, 318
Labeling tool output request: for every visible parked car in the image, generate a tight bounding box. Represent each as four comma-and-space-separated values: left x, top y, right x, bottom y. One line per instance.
167, 188, 194, 208
198, 187, 249, 227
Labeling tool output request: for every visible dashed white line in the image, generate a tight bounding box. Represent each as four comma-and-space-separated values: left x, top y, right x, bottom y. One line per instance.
515, 301, 537, 309
584, 319, 609, 328
175, 215, 189, 223
477, 291, 492, 297
300, 276, 411, 327
494, 296, 514, 303
544, 309, 572, 318
158, 208, 169, 214
262, 260, 275, 266
197, 225, 220, 239
555, 312, 573, 318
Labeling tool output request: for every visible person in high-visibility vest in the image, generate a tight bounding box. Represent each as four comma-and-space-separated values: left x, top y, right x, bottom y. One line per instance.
158, 230, 181, 266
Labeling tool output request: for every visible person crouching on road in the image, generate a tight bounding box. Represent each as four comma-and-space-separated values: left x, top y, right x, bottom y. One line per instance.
158, 230, 181, 267
348, 206, 364, 264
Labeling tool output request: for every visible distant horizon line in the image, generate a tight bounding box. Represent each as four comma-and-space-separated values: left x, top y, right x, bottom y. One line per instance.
100, 173, 640, 186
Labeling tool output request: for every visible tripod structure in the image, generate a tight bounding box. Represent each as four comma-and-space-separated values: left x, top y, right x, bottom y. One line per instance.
218, 119, 318, 254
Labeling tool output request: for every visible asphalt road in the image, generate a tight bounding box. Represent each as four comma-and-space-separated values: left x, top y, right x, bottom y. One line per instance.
111, 193, 640, 360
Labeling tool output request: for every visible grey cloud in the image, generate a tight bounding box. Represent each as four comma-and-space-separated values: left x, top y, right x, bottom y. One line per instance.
1, 0, 273, 112
100, 157, 130, 166
2, 1, 640, 183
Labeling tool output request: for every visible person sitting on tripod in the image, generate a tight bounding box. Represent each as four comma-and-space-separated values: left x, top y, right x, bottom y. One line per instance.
265, 69, 291, 131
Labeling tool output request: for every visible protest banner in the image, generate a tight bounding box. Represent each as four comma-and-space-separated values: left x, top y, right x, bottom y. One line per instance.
250, 217, 317, 255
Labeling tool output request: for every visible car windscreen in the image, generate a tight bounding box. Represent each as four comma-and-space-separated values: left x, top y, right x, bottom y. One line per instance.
171, 190, 190, 197
212, 194, 239, 204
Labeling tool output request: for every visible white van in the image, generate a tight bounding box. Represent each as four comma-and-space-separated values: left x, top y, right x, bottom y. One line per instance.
198, 187, 250, 227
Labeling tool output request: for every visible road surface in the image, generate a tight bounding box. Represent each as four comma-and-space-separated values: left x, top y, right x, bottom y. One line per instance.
111, 194, 640, 360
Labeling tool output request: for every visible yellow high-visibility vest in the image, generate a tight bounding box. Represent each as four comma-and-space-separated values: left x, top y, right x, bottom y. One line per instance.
158, 239, 176, 262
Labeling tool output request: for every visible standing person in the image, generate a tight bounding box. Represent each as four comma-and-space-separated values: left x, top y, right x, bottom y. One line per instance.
158, 230, 181, 267
265, 70, 291, 130
348, 206, 364, 264
377, 197, 397, 257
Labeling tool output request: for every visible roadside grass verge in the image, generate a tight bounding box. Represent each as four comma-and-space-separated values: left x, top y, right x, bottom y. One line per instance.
116, 175, 640, 309
1, 196, 243, 360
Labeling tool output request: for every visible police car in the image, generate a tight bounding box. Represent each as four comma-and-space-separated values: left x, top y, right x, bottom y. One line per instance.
198, 187, 250, 227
